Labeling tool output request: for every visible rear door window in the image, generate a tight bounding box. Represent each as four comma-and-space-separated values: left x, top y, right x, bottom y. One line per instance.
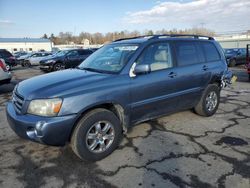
175, 41, 199, 66
201, 42, 221, 62
196, 42, 206, 63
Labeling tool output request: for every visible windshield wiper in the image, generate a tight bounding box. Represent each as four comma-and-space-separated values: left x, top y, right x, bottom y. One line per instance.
78, 67, 115, 74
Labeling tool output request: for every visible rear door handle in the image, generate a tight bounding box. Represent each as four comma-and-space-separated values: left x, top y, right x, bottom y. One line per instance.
203, 65, 208, 71
168, 72, 177, 78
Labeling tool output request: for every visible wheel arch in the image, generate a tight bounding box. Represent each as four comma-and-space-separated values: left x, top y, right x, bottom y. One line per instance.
68, 102, 128, 142
208, 75, 221, 88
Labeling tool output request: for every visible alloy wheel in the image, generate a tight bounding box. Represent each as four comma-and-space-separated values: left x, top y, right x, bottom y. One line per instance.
205, 91, 218, 111
85, 121, 115, 153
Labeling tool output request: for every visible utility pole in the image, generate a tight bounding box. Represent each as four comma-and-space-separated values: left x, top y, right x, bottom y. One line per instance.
200, 22, 205, 29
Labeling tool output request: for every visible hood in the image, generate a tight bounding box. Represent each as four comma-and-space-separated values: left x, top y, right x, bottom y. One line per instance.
17, 69, 114, 100
40, 55, 63, 63
17, 54, 31, 60
225, 53, 236, 59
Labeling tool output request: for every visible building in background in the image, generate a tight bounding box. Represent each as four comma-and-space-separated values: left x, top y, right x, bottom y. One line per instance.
216, 34, 250, 49
81, 38, 90, 46
0, 38, 53, 52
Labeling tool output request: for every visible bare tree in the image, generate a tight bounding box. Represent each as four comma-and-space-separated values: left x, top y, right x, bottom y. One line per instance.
52, 28, 216, 45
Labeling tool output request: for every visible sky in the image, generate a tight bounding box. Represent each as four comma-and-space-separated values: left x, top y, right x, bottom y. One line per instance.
0, 0, 250, 38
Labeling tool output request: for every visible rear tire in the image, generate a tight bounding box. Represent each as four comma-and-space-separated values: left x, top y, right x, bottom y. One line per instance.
194, 84, 220, 117
71, 108, 122, 161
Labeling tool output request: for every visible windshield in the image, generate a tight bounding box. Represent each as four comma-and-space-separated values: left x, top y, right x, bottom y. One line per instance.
56, 50, 69, 56
79, 44, 138, 73
224, 49, 237, 54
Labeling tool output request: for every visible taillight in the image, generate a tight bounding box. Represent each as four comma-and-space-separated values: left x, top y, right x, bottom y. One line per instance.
0, 59, 7, 72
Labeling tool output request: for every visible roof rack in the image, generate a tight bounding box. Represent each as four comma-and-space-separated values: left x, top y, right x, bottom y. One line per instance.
150, 34, 214, 40
114, 34, 214, 42
114, 35, 153, 42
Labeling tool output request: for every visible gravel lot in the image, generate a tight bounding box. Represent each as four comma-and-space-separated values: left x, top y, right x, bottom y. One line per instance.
0, 66, 250, 188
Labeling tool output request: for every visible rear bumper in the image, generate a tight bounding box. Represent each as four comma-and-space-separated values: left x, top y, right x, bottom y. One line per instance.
6, 102, 77, 146
0, 72, 12, 85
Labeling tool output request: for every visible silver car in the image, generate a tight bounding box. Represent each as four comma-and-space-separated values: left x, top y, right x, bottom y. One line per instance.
23, 52, 52, 67
0, 58, 12, 85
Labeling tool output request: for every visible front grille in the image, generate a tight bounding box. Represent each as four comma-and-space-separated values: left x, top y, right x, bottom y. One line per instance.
13, 90, 24, 113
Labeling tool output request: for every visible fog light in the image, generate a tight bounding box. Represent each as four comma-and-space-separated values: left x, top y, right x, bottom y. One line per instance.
35, 121, 46, 137
26, 127, 36, 138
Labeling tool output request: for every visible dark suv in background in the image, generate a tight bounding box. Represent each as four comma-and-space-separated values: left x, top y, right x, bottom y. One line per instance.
39, 49, 94, 71
0, 49, 17, 70
224, 48, 246, 67
6, 35, 232, 161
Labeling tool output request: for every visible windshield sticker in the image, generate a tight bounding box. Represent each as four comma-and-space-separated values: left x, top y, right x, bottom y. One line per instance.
114, 46, 138, 51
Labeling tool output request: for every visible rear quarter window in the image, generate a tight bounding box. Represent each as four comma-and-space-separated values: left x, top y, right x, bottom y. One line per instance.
201, 42, 221, 62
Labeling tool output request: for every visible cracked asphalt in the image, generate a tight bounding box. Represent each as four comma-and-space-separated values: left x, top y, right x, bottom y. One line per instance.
0, 66, 249, 188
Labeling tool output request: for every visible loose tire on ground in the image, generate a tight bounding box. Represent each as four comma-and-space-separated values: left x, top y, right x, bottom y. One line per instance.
194, 84, 220, 117
71, 108, 122, 161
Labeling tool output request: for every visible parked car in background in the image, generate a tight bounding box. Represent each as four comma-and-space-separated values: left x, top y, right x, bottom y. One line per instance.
89, 47, 100, 52
23, 52, 52, 67
14, 51, 29, 59
7, 35, 233, 161
0, 58, 12, 85
52, 47, 60, 53
0, 49, 17, 71
39, 49, 94, 71
246, 44, 250, 81
224, 48, 247, 67
17, 53, 33, 65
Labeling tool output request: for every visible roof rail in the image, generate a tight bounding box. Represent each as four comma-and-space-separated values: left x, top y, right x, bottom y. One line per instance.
114, 35, 153, 42
113, 34, 214, 42
150, 34, 214, 40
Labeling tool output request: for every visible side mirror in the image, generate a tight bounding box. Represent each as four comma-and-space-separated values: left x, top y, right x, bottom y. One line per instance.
134, 64, 151, 75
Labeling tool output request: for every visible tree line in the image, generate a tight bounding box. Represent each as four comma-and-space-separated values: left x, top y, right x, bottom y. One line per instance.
42, 28, 216, 45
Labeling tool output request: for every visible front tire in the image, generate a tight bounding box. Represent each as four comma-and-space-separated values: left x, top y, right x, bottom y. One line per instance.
194, 84, 220, 117
24, 60, 31, 67
71, 108, 122, 161
53, 63, 65, 71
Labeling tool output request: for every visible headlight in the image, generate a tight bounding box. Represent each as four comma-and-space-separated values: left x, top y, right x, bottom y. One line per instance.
46, 60, 55, 64
27, 98, 62, 117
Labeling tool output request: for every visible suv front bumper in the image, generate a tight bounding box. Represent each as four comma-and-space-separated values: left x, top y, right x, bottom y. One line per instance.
39, 63, 53, 71
6, 102, 77, 146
